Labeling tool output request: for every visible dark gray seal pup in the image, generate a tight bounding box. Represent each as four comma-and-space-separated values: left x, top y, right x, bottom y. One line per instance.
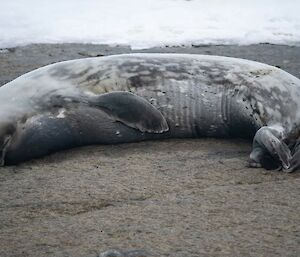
0, 54, 300, 172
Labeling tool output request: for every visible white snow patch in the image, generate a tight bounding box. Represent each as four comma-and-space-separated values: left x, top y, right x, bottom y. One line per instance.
0, 0, 299, 49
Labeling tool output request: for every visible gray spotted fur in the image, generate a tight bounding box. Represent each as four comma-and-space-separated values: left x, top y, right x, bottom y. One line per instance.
1, 54, 300, 170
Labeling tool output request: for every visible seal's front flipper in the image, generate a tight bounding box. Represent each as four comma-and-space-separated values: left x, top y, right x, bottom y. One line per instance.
91, 91, 169, 133
249, 126, 292, 170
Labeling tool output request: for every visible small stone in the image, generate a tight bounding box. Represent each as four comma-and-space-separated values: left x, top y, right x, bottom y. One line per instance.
99, 249, 124, 257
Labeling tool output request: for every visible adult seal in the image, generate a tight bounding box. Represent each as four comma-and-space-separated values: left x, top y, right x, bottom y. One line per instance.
0, 54, 300, 172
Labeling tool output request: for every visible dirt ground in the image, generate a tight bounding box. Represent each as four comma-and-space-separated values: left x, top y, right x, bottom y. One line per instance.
0, 44, 299, 257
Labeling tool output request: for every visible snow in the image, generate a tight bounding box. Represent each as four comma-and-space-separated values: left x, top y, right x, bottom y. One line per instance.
0, 0, 299, 49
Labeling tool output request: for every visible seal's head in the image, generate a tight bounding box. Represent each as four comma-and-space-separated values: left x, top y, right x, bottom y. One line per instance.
0, 122, 16, 166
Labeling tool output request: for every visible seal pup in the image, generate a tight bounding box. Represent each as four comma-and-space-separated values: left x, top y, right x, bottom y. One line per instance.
0, 53, 300, 172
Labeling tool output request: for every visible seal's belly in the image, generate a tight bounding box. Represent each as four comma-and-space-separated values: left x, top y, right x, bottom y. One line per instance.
84, 75, 254, 138
77, 74, 258, 138
136, 81, 232, 138
71, 55, 272, 138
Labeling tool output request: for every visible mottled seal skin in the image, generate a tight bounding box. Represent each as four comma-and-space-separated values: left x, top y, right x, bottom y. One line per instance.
0, 53, 300, 171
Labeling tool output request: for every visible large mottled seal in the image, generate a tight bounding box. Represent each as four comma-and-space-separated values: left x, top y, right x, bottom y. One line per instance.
0, 54, 300, 171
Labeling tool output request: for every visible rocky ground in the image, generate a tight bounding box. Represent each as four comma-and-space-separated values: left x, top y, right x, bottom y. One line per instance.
0, 44, 299, 257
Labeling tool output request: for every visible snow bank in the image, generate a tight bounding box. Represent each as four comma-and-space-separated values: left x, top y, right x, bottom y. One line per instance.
0, 0, 299, 49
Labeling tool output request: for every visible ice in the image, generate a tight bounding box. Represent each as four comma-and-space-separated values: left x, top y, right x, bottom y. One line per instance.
0, 0, 299, 49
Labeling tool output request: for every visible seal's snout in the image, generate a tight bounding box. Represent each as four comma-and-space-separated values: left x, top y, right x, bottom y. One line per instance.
0, 135, 11, 166
0, 122, 16, 166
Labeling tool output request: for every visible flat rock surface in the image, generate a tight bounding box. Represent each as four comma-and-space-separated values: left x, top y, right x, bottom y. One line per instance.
0, 44, 299, 257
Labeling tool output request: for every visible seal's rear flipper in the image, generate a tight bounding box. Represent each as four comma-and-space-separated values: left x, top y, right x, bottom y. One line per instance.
249, 126, 292, 170
91, 91, 169, 133
284, 139, 300, 172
